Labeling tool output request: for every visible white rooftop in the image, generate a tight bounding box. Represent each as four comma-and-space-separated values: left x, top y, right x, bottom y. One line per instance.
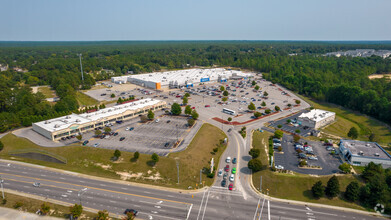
299, 109, 335, 122
127, 68, 252, 86
33, 98, 164, 132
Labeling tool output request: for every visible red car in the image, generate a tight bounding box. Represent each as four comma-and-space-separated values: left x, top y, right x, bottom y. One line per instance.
205, 105, 210, 107
224, 165, 230, 172
191, 107, 196, 109
228, 183, 233, 191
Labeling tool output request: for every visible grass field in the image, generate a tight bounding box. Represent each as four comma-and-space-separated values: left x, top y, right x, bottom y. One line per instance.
0, 192, 96, 219
0, 123, 226, 189
75, 91, 99, 106
251, 131, 366, 210
37, 86, 56, 99
298, 95, 391, 146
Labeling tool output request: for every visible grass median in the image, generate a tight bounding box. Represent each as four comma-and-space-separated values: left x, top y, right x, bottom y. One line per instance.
251, 130, 366, 211
0, 123, 226, 189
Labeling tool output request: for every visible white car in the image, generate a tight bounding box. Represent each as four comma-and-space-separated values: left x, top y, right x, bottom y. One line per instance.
275, 165, 284, 170
226, 157, 231, 163
33, 182, 40, 187
229, 174, 235, 182
125, 127, 130, 131
308, 156, 318, 160
93, 143, 100, 147
155, 119, 160, 123
218, 169, 223, 177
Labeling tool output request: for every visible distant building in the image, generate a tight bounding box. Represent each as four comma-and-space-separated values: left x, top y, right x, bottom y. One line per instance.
33, 98, 166, 141
339, 140, 391, 168
325, 49, 391, 59
298, 109, 335, 129
0, 64, 8, 72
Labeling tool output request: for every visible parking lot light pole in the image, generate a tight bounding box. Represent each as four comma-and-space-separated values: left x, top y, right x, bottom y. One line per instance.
0, 176, 4, 199
78, 188, 88, 206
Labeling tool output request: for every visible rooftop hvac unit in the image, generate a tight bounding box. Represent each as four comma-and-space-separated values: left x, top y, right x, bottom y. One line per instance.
359, 151, 364, 155
108, 109, 112, 112
66, 116, 71, 119
44, 121, 49, 124
76, 119, 81, 122
54, 124, 60, 128
375, 153, 380, 157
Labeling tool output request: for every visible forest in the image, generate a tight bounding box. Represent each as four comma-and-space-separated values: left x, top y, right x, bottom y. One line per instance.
0, 41, 391, 132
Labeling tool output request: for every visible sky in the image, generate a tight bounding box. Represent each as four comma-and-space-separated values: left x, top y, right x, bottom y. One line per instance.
1, 0, 390, 41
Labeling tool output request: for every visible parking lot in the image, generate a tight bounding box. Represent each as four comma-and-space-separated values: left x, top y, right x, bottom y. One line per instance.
73, 115, 194, 156
270, 110, 315, 137
273, 134, 342, 175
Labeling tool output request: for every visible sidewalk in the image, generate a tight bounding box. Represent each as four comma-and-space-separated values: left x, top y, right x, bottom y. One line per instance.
0, 207, 62, 220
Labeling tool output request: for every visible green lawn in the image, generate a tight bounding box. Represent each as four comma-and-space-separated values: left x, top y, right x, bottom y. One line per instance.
37, 86, 56, 99
0, 192, 97, 219
0, 123, 226, 189
251, 131, 366, 211
75, 91, 99, 107
298, 95, 391, 146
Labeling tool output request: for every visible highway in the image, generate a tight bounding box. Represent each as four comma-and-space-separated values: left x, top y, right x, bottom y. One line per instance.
0, 88, 386, 219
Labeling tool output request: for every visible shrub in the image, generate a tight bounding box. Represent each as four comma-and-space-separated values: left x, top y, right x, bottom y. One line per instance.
110, 93, 115, 98
295, 129, 301, 133
325, 176, 340, 198
134, 151, 140, 159
274, 130, 283, 139
2, 199, 7, 205
13, 201, 23, 209
114, 149, 121, 158
264, 109, 271, 114
213, 147, 218, 153
104, 127, 111, 133
248, 102, 256, 111
254, 112, 262, 118
249, 148, 260, 159
295, 100, 301, 104
70, 204, 83, 218
147, 110, 155, 119
339, 163, 351, 173
97, 210, 109, 220
227, 117, 232, 122
248, 159, 262, 172
94, 130, 102, 136
188, 118, 195, 127
311, 181, 324, 198
151, 153, 159, 163
191, 110, 199, 120
76, 135, 82, 141
299, 160, 307, 167
277, 124, 282, 128
184, 105, 192, 115
41, 203, 50, 215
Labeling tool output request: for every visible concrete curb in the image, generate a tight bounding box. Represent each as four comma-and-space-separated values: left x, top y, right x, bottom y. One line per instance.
3, 189, 123, 219
248, 168, 390, 218
0, 159, 203, 195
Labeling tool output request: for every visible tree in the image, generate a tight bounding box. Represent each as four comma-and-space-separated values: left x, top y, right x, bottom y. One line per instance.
134, 151, 140, 160
261, 101, 266, 107
274, 130, 283, 139
293, 134, 300, 142
40, 203, 50, 215
184, 93, 190, 98
191, 110, 199, 120
223, 90, 229, 96
114, 149, 121, 158
249, 148, 260, 159
140, 115, 148, 123
117, 97, 123, 104
254, 85, 260, 90
248, 102, 256, 111
0, 141, 3, 151
339, 163, 351, 173
254, 111, 262, 118
248, 159, 262, 172
361, 162, 384, 182
347, 127, 358, 139
345, 181, 360, 202
111, 93, 115, 98
311, 181, 324, 199
369, 133, 377, 142
274, 106, 280, 111
147, 110, 154, 120
286, 119, 291, 123
182, 97, 188, 105
222, 97, 228, 102
151, 153, 159, 163
70, 204, 83, 218
295, 100, 301, 105
263, 91, 268, 96
277, 124, 282, 128
220, 86, 225, 91
287, 103, 292, 107
325, 176, 340, 198
104, 127, 111, 133
252, 80, 256, 86
184, 105, 192, 115
295, 129, 301, 134
227, 117, 232, 122
188, 118, 195, 127
171, 103, 182, 115
95, 130, 102, 136
76, 135, 82, 141
265, 109, 271, 114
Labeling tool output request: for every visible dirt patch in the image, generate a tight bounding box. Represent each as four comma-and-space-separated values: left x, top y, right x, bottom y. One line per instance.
116, 171, 143, 180
368, 73, 391, 80
94, 163, 112, 170
10, 152, 65, 164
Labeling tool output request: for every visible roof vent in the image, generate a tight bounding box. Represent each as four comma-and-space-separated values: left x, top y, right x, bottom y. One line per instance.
54, 124, 60, 128
76, 119, 81, 122
44, 121, 49, 124
375, 153, 380, 157
66, 116, 71, 119
359, 151, 364, 155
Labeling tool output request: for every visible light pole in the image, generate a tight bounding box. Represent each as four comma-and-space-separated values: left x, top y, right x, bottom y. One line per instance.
77, 54, 84, 82
176, 124, 179, 143
78, 188, 88, 206
0, 176, 4, 199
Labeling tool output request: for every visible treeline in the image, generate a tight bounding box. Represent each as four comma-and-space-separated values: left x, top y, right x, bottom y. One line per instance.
1, 41, 391, 132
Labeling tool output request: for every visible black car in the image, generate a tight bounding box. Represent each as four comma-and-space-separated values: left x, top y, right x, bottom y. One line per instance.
232, 158, 237, 164
167, 120, 171, 123
113, 132, 119, 136
120, 137, 125, 141
221, 179, 227, 187
82, 140, 89, 146
164, 142, 170, 147
227, 128, 232, 132
124, 209, 138, 216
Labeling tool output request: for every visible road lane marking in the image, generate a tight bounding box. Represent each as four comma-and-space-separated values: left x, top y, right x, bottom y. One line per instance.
4, 178, 79, 191
252, 198, 261, 220
196, 190, 207, 220
0, 172, 189, 205
201, 190, 211, 220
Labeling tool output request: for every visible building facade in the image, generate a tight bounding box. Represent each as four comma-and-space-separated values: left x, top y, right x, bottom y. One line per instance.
339, 139, 391, 168
33, 98, 166, 141
298, 109, 335, 129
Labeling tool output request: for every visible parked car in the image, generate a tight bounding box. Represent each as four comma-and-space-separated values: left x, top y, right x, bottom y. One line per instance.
155, 119, 160, 123
223, 173, 228, 180
113, 132, 119, 136
298, 153, 307, 159
164, 142, 170, 147
275, 165, 284, 170
228, 128, 232, 132
93, 143, 100, 147
326, 146, 335, 151
232, 158, 237, 164
224, 165, 230, 172
229, 174, 235, 182
33, 182, 40, 187
82, 140, 89, 146
218, 169, 223, 177
308, 156, 318, 160
124, 209, 138, 216
125, 127, 130, 131
221, 179, 227, 187
120, 137, 125, 141
166, 120, 171, 123
226, 157, 231, 163
205, 105, 210, 107
232, 167, 237, 174
129, 127, 134, 131
228, 183, 233, 191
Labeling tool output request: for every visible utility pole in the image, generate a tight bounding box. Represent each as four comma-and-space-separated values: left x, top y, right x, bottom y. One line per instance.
78, 188, 88, 206
77, 54, 84, 82
0, 176, 4, 199
176, 160, 180, 184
